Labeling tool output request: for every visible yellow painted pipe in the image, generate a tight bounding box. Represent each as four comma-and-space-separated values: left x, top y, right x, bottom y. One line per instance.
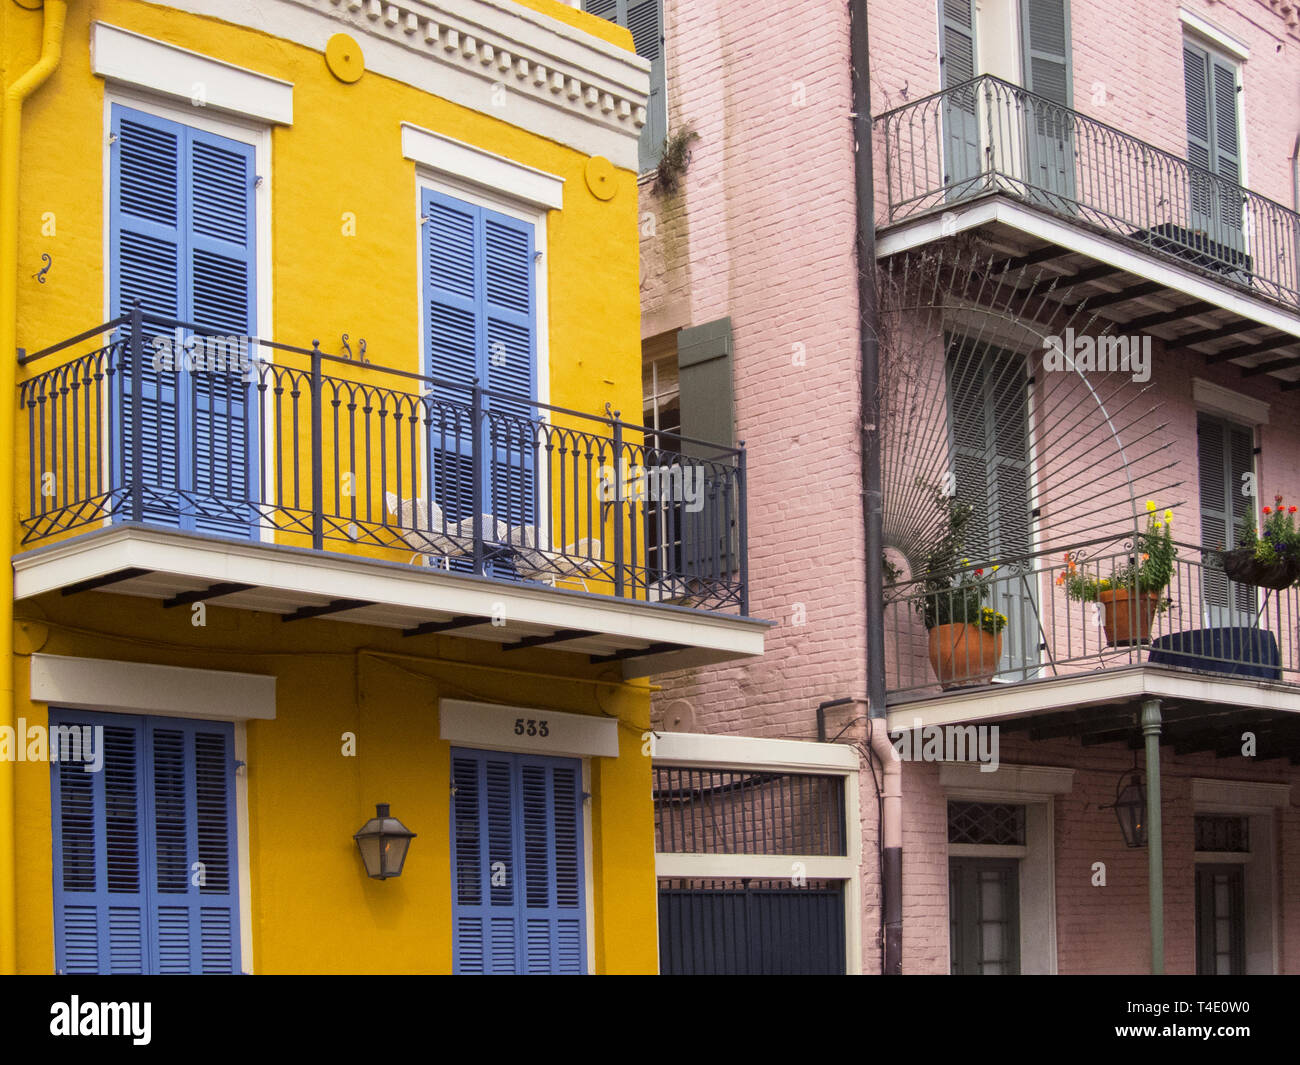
0, 0, 66, 975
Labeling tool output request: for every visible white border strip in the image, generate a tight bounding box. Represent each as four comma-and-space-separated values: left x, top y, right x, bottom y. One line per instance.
1191, 777, 1292, 809
403, 123, 564, 210
440, 698, 618, 757
30, 654, 277, 721
91, 22, 294, 126
1192, 377, 1270, 426
1179, 9, 1251, 61
652, 731, 859, 773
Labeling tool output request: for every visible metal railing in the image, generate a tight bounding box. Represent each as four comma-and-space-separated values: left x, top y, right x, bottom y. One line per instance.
886, 536, 1300, 698
876, 75, 1300, 309
19, 307, 749, 614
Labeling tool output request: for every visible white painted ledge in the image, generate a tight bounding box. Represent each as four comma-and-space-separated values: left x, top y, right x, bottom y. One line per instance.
402, 123, 564, 209
91, 22, 294, 126
652, 731, 859, 773
30, 653, 277, 721
440, 698, 618, 757
1192, 777, 1292, 810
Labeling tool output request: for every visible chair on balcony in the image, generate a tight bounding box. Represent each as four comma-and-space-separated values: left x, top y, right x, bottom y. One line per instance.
497, 523, 604, 590
384, 492, 494, 569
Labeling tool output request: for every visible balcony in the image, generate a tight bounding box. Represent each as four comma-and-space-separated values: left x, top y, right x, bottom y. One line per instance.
876, 76, 1300, 387
14, 309, 765, 677
885, 538, 1300, 759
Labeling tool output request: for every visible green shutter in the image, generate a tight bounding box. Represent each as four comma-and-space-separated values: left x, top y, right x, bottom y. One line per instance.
677, 317, 734, 451
1019, 0, 1075, 203
1020, 0, 1072, 105
1197, 411, 1256, 619
1184, 42, 1242, 234
939, 0, 980, 194
585, 0, 667, 172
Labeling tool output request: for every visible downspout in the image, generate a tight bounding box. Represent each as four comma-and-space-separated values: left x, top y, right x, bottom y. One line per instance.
849, 0, 900, 974
0, 0, 66, 975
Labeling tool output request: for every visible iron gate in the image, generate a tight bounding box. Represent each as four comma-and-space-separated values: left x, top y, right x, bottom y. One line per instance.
657, 878, 846, 975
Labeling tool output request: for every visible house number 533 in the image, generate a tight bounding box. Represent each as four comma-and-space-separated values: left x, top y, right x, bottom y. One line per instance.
514, 718, 549, 737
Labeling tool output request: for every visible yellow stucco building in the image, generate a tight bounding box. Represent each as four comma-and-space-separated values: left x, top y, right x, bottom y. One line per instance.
0, 0, 762, 974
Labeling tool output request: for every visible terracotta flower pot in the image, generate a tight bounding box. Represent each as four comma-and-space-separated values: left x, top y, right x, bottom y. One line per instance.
1097, 588, 1160, 646
928, 622, 1002, 689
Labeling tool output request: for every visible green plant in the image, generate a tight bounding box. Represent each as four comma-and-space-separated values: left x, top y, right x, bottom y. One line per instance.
1058, 501, 1177, 609
910, 486, 1006, 634
1239, 495, 1300, 566
652, 125, 699, 194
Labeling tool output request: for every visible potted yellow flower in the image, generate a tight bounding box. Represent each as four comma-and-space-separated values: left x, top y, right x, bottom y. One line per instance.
1058, 502, 1176, 645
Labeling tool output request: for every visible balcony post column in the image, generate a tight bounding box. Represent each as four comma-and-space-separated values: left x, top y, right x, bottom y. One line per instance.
310, 341, 323, 551
129, 300, 143, 524
611, 410, 624, 599
471, 380, 484, 577
1141, 696, 1164, 975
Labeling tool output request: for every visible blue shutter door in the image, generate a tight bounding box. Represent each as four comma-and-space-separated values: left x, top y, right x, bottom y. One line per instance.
109, 105, 257, 538
51, 711, 239, 975
52, 713, 148, 974
482, 211, 537, 538
145, 718, 240, 974
451, 749, 586, 974
186, 129, 258, 537
111, 108, 184, 527
423, 189, 483, 528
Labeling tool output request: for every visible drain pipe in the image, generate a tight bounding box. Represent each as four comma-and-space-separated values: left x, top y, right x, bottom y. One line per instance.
0, 0, 67, 975
849, 0, 899, 974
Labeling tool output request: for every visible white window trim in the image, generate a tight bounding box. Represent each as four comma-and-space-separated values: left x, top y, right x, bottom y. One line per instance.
32, 655, 266, 974
1179, 9, 1251, 62
101, 88, 276, 545
30, 653, 276, 721
1193, 377, 1270, 426
402, 124, 564, 211
91, 22, 293, 126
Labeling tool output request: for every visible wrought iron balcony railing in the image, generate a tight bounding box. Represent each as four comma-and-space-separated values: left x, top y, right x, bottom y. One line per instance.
19, 307, 749, 614
876, 74, 1300, 309
886, 536, 1300, 699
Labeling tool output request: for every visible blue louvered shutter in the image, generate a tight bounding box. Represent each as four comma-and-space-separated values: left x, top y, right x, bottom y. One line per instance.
111, 109, 184, 526
424, 190, 482, 529
519, 756, 585, 973
451, 749, 586, 974
451, 749, 523, 973
186, 130, 258, 537
52, 713, 148, 974
146, 718, 240, 974
483, 212, 537, 537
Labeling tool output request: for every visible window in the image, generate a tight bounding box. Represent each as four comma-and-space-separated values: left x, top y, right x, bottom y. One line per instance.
421, 188, 538, 568
1195, 814, 1250, 853
1196, 864, 1245, 975
584, 0, 666, 172
109, 104, 258, 538
949, 857, 1020, 974
948, 801, 1026, 847
50, 710, 240, 974
450, 748, 586, 974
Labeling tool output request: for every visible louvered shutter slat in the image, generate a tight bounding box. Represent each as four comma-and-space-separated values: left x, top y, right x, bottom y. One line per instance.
939, 0, 979, 192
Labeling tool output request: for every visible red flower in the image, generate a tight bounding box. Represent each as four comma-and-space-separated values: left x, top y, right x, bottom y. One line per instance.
1290, 507, 1297, 514
1276, 495, 1284, 504
974, 568, 984, 576
1263, 507, 1272, 515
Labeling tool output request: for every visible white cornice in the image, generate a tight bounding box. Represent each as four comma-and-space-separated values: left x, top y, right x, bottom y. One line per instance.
1191, 777, 1292, 810
152, 0, 649, 168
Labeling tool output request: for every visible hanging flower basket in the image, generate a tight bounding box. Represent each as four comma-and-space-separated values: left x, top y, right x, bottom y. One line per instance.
1220, 547, 1300, 591
1097, 588, 1161, 646
928, 622, 1002, 689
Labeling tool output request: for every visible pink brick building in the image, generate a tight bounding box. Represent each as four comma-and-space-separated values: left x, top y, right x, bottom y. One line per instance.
592, 0, 1300, 974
